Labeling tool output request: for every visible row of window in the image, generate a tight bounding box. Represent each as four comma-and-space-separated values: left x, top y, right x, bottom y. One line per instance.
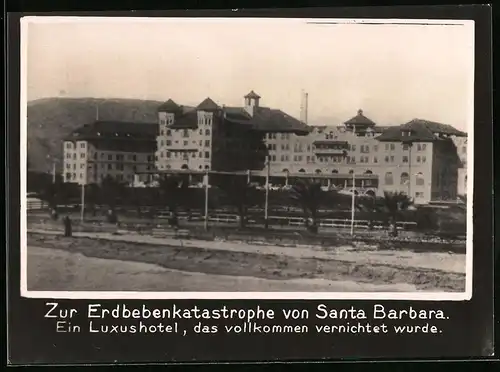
65, 142, 86, 149
160, 139, 210, 147
158, 151, 211, 159
267, 133, 291, 140
159, 128, 212, 137
385, 172, 425, 186
65, 152, 153, 162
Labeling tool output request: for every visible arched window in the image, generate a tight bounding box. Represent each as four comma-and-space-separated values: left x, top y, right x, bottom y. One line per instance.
282, 168, 289, 173
315, 169, 322, 174
204, 165, 210, 170
364, 170, 373, 175
298, 168, 306, 173
348, 170, 354, 174
415, 172, 424, 186
385, 172, 394, 185
332, 169, 338, 174
400, 172, 409, 185
181, 164, 189, 170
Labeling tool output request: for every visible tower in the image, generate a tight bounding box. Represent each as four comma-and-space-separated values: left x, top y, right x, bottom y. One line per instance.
244, 90, 261, 117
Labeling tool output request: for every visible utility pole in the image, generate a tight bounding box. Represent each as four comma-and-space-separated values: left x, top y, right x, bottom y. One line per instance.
204, 170, 209, 231
80, 182, 85, 224
264, 156, 270, 229
52, 161, 56, 183
350, 171, 356, 236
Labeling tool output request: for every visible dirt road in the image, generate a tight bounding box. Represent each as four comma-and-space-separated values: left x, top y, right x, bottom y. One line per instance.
27, 246, 418, 292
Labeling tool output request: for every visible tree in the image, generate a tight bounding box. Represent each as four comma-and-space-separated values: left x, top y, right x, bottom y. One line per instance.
100, 176, 124, 223
289, 181, 325, 233
215, 175, 263, 228
40, 180, 62, 220
85, 183, 100, 217
371, 191, 413, 237
158, 175, 189, 227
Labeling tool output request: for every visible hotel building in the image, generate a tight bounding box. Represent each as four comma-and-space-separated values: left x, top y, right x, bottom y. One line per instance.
62, 121, 157, 185
61, 90, 467, 204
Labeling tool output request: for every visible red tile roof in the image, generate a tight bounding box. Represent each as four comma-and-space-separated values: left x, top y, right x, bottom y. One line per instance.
344, 109, 376, 127
158, 99, 181, 113
244, 90, 261, 99
376, 119, 466, 142
66, 121, 158, 141
196, 97, 219, 111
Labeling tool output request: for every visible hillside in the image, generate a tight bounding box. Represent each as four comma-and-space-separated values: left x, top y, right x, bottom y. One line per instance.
27, 97, 163, 173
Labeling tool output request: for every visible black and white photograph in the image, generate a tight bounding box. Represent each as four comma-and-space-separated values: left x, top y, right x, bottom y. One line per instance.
21, 16, 474, 300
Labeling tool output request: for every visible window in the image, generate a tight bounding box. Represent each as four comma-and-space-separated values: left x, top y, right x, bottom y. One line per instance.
199, 129, 203, 135
400, 172, 409, 185
422, 144, 427, 151
385, 144, 390, 151
415, 172, 425, 186
351, 145, 356, 151
66, 154, 71, 159
403, 156, 409, 163
205, 129, 210, 135
80, 153, 85, 158
166, 140, 172, 146
166, 152, 171, 158
205, 152, 210, 158
272, 155, 277, 161
417, 144, 422, 151
384, 156, 389, 163
205, 140, 210, 147
390, 144, 395, 151
183, 140, 188, 146
402, 144, 409, 150
183, 129, 189, 138
374, 156, 378, 163
385, 172, 394, 185
79, 173, 83, 179
73, 164, 76, 170
160, 130, 164, 136
66, 142, 72, 149
166, 130, 172, 136
415, 192, 424, 198
373, 145, 378, 152
416, 156, 421, 163
80, 164, 85, 169
73, 154, 77, 160
80, 142, 86, 148
132, 155, 137, 161
422, 156, 426, 163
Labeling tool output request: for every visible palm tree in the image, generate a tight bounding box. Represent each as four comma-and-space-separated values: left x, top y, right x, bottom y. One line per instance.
380, 191, 413, 237
100, 176, 123, 223
216, 175, 262, 229
158, 175, 188, 227
40, 180, 62, 220
289, 181, 325, 233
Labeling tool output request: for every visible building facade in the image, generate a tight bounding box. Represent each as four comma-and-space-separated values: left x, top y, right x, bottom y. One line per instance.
61, 91, 468, 205
63, 121, 157, 185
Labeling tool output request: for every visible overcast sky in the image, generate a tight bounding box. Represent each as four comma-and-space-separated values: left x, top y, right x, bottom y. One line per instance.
23, 17, 474, 131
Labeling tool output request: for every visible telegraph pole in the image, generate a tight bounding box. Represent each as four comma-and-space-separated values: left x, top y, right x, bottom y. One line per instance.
264, 156, 270, 229
350, 171, 356, 236
204, 170, 209, 231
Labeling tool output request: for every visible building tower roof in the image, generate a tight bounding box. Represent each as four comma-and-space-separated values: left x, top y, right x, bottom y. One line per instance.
244, 90, 261, 99
157, 99, 180, 113
344, 109, 376, 127
196, 97, 220, 111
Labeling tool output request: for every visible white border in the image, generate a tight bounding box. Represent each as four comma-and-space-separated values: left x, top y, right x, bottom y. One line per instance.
19, 17, 475, 301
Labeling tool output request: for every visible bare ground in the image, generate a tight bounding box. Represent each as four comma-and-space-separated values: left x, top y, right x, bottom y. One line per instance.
27, 233, 465, 292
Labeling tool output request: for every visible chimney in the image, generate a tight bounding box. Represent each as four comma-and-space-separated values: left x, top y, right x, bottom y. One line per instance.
244, 91, 260, 117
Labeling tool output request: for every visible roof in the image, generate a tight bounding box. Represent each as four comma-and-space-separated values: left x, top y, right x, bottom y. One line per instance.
376, 119, 467, 142
344, 109, 376, 127
65, 121, 158, 141
168, 111, 199, 130
197, 97, 219, 111
158, 99, 181, 113
244, 90, 261, 99
224, 106, 310, 134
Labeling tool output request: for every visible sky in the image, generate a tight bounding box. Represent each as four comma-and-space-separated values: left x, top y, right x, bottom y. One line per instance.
23, 17, 474, 131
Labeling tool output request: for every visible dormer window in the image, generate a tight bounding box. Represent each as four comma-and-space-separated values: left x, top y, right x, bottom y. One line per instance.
401, 130, 412, 137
